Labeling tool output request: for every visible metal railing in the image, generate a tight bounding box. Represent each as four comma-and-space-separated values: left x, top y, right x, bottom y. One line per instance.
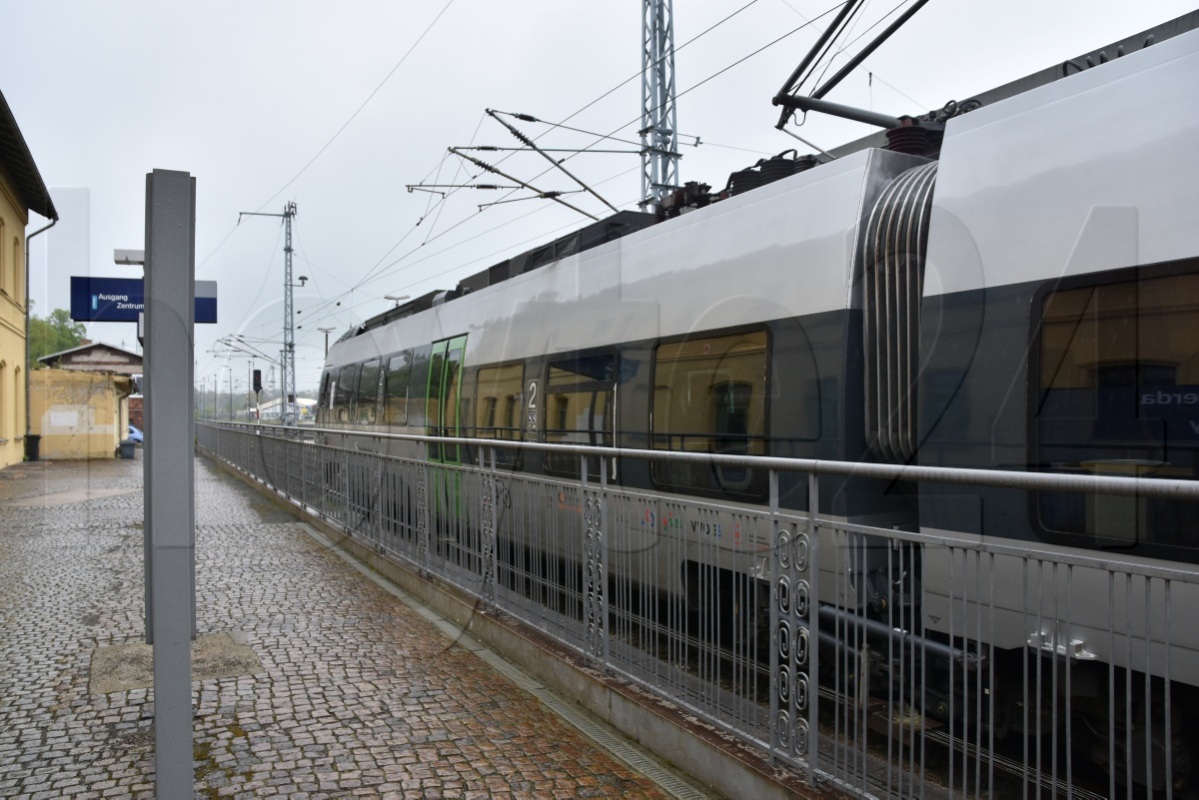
197, 421, 1199, 799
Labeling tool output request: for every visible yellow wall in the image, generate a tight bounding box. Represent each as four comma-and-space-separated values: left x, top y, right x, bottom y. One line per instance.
30, 370, 132, 460
0, 174, 29, 468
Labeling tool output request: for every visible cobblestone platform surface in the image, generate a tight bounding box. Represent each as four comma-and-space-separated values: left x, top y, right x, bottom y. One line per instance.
0, 453, 670, 798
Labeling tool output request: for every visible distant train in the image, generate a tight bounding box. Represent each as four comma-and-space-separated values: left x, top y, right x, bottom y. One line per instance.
257, 396, 316, 425
317, 24, 1199, 790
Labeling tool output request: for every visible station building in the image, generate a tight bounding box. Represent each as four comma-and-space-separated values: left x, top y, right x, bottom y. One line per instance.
0, 89, 58, 469
28, 368, 134, 460
31, 342, 140, 460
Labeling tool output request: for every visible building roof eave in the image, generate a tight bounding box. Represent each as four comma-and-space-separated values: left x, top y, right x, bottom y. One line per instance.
0, 90, 58, 221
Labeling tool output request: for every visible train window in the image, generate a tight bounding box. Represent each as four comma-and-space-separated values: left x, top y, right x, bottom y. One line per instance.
443, 347, 463, 454
505, 396, 519, 434
475, 363, 524, 468
427, 337, 466, 463
427, 351, 445, 435
382, 351, 412, 426
334, 364, 357, 424
317, 371, 332, 425
552, 395, 569, 430
407, 344, 433, 430
544, 352, 615, 478
1035, 268, 1199, 549
651, 329, 768, 497
355, 359, 381, 424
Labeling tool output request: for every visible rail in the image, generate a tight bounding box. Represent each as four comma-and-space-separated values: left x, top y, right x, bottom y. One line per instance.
197, 420, 1199, 799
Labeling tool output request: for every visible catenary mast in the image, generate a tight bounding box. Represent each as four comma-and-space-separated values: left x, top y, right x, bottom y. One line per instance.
238, 202, 299, 424
641, 0, 680, 209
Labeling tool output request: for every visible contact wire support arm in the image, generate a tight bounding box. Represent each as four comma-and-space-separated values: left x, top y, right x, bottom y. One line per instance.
487, 109, 619, 214
448, 147, 599, 221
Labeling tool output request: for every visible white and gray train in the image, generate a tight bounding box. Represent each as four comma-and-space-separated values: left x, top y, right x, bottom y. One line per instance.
319, 22, 1199, 787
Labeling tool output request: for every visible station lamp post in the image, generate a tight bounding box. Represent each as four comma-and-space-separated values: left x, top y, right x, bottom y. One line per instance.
317, 326, 335, 358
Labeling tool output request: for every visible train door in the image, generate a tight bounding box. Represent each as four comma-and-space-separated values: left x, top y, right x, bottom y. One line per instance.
426, 336, 467, 524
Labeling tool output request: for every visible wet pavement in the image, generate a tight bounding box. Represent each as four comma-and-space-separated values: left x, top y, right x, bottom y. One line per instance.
0, 452, 674, 798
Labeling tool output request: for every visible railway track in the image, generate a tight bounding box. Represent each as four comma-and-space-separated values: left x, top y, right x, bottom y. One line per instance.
611, 613, 1109, 800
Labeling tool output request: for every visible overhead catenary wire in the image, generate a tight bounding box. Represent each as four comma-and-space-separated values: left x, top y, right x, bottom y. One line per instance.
294, 164, 642, 330
449, 147, 596, 218
478, 190, 586, 212
774, 0, 927, 111
376, 0, 777, 252
473, 119, 774, 157
416, 115, 482, 239
388, 3, 847, 272
294, 226, 354, 290
806, 0, 873, 97
227, 223, 284, 342
485, 108, 619, 214
253, 0, 457, 213
485, 2, 845, 207
344, 113, 488, 299
202, 0, 872, 371
198, 0, 456, 271
868, 71, 927, 110
372, 2, 769, 275
518, 0, 768, 138
809, 0, 932, 102
291, 1, 847, 342
358, 162, 642, 291
461, 146, 638, 155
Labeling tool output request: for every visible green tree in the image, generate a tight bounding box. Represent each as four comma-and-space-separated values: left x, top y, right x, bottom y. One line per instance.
28, 308, 86, 368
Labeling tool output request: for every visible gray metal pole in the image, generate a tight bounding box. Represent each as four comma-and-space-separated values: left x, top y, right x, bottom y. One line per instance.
143, 168, 197, 797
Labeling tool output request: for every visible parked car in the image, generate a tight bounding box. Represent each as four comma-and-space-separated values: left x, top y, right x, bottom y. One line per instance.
127, 424, 144, 444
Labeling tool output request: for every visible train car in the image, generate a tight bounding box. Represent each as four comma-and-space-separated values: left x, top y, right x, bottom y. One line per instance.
319, 145, 926, 609
318, 22, 1199, 790
258, 396, 316, 424
912, 28, 1199, 781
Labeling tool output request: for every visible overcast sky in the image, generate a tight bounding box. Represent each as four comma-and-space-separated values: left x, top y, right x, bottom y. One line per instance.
3, 1, 1192, 395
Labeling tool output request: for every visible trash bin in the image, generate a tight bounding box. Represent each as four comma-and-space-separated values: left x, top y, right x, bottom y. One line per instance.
24, 434, 40, 462
118, 438, 136, 459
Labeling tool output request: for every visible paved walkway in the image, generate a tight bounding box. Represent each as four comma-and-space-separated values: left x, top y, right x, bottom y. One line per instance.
0, 453, 673, 798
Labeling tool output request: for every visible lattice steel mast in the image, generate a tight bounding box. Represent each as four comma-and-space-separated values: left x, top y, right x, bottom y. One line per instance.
641, 0, 680, 208
238, 202, 299, 425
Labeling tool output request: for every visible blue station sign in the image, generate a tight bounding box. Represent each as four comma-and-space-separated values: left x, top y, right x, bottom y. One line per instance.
70, 276, 217, 323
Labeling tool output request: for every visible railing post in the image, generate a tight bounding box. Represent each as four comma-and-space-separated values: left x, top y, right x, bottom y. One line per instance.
418, 440, 431, 573
300, 434, 308, 509
581, 456, 609, 667
284, 434, 292, 499
341, 440, 351, 532
807, 471, 820, 788
321, 438, 330, 520
374, 446, 384, 550
600, 456, 610, 670
481, 446, 498, 604
769, 469, 781, 767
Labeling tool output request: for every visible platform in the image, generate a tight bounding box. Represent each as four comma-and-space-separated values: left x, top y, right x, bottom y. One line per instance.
0, 453, 704, 798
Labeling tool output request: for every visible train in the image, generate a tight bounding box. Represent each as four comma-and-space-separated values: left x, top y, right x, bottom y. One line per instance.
316, 18, 1199, 792
256, 396, 317, 425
